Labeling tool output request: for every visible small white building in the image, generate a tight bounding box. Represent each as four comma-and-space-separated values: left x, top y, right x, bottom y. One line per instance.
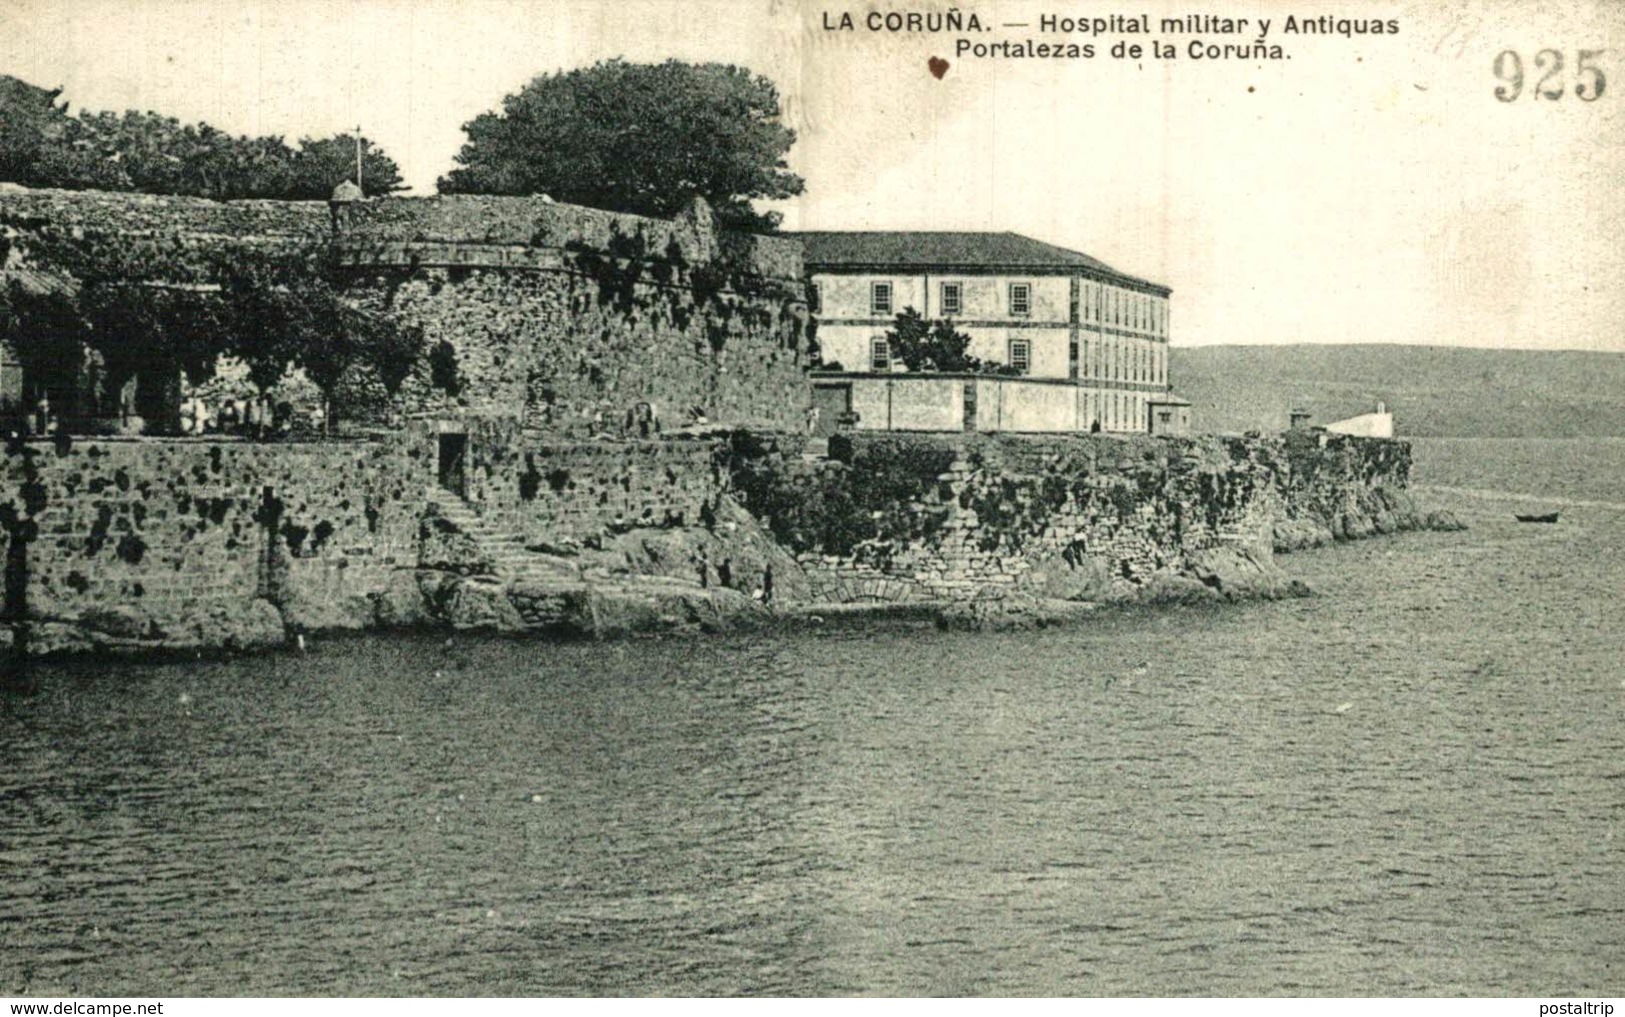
1325, 402, 1395, 438
793, 231, 1175, 434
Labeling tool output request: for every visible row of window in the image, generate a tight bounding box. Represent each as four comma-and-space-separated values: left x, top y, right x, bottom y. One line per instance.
1094, 391, 1153, 432
864, 281, 1028, 318
1082, 335, 1167, 385
822, 280, 1164, 332
870, 336, 1032, 373
868, 335, 1165, 383
1080, 283, 1166, 335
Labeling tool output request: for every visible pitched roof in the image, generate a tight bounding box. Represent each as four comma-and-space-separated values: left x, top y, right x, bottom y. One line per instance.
788, 230, 1168, 292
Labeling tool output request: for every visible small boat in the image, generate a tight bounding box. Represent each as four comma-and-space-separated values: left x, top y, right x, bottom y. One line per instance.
1514, 511, 1560, 524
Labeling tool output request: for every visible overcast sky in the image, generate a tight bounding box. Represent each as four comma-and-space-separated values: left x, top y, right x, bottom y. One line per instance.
2, 0, 1621, 351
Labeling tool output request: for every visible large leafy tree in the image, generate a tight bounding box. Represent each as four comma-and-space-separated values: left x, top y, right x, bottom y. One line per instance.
215, 253, 425, 424
0, 74, 405, 200
0, 252, 425, 429
287, 135, 404, 199
438, 59, 803, 231
0, 76, 68, 185
883, 308, 983, 373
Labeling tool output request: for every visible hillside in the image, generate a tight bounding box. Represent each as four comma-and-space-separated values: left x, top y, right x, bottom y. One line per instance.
1169, 344, 1625, 438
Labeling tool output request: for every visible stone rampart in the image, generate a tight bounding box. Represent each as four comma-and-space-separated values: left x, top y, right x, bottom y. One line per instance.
724, 430, 1421, 605
0, 426, 1434, 656
334, 198, 811, 432
0, 429, 749, 655
0, 186, 814, 434
456, 421, 726, 544
0, 434, 430, 655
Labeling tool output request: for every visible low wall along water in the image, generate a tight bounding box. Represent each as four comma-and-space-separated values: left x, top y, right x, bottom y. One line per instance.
726, 430, 1429, 613
0, 427, 1441, 657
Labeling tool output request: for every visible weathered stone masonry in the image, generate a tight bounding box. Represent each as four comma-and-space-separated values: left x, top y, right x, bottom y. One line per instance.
0, 186, 813, 434
457, 420, 723, 544
723, 430, 1425, 606
0, 186, 1443, 655
0, 430, 751, 655
0, 427, 1430, 655
1, 435, 429, 655
334, 196, 811, 433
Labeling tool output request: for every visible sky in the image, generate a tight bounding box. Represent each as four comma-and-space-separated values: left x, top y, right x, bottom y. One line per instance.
1, 0, 1622, 351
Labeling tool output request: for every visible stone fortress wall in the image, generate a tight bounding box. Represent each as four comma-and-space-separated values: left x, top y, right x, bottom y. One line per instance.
0, 186, 1440, 655
0, 426, 1427, 655
0, 185, 813, 434
725, 430, 1425, 608
333, 194, 811, 433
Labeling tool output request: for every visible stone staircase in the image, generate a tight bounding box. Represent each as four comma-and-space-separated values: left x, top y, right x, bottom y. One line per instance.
425, 491, 584, 590
419, 488, 764, 637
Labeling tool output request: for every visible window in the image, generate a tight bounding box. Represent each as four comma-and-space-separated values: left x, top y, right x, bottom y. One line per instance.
1008, 282, 1031, 316
1008, 338, 1031, 374
870, 281, 893, 316
870, 337, 891, 372
940, 282, 963, 316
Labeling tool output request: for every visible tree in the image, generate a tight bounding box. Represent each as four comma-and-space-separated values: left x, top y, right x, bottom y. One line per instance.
0, 274, 85, 410
80, 283, 227, 395
0, 76, 69, 185
882, 308, 983, 373
0, 74, 406, 200
216, 253, 424, 427
288, 135, 404, 199
438, 59, 803, 231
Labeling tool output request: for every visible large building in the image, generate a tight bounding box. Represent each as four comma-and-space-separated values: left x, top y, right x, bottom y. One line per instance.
794, 231, 1177, 434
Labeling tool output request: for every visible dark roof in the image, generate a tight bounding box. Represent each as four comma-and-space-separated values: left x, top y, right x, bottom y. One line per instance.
788, 230, 1168, 292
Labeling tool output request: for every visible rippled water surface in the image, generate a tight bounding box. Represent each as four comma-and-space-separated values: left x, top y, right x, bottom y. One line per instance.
2, 440, 1622, 995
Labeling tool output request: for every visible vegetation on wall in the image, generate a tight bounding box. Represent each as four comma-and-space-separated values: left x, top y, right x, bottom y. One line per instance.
564, 221, 808, 362
722, 432, 959, 564
723, 433, 1301, 570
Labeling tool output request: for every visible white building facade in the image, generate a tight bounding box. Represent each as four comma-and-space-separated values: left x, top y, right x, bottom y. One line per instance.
795, 232, 1175, 434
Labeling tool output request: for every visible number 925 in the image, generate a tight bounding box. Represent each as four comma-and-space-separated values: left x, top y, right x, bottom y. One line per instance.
1494, 49, 1606, 101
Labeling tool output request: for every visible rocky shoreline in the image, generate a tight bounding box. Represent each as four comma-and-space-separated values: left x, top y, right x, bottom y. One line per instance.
0, 430, 1463, 664
2, 503, 1465, 661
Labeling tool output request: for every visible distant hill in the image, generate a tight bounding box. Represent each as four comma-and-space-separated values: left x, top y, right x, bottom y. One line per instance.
1169, 344, 1625, 438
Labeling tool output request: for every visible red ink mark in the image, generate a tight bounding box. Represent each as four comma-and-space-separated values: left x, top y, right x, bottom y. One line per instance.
928, 56, 949, 80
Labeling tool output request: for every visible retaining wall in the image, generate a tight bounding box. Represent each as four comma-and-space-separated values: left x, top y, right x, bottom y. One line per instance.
0, 428, 1422, 655
0, 186, 814, 435
0, 434, 430, 654
457, 422, 726, 544
725, 430, 1419, 604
